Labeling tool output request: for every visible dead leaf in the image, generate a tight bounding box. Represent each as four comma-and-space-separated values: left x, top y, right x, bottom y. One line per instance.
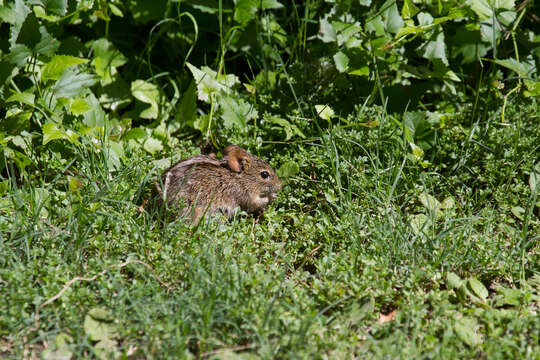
138, 200, 147, 214
378, 310, 396, 324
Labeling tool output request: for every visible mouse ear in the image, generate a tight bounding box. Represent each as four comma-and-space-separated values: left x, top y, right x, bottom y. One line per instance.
223, 145, 250, 173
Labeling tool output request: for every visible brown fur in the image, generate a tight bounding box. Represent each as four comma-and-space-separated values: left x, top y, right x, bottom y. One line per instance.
155, 145, 282, 223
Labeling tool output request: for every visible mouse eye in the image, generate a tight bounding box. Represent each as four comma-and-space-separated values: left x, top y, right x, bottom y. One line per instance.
260, 170, 270, 179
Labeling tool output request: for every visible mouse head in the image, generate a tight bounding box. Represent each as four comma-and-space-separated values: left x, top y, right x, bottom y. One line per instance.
223, 144, 282, 210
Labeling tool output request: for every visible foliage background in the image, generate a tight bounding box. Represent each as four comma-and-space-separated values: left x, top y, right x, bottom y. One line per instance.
0, 0, 539, 358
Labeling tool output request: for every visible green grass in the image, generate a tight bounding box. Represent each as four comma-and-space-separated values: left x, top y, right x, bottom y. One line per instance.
1, 101, 539, 359
1, 2, 540, 357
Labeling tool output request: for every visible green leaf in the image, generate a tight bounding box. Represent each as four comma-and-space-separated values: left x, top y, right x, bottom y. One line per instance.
0, 2, 18, 24
0, 180, 8, 197
52, 70, 99, 98
99, 74, 131, 110
319, 18, 336, 43
193, 114, 211, 134
82, 93, 106, 127
69, 98, 92, 115
123, 127, 147, 140
454, 317, 483, 347
126, 0, 167, 23
419, 193, 441, 213
490, 58, 534, 77
265, 115, 305, 140
422, 30, 448, 65
382, 0, 404, 34
143, 137, 163, 155
409, 142, 424, 161
33, 5, 60, 22
234, 0, 283, 25
333, 51, 349, 73
15, 12, 40, 48
7, 44, 31, 67
219, 95, 258, 130
108, 3, 124, 17
510, 206, 525, 220
315, 105, 335, 121
467, 0, 515, 20
42, 122, 79, 145
447, 272, 463, 289
91, 38, 128, 83
452, 29, 488, 64
497, 287, 524, 306
524, 80, 540, 97
94, 338, 120, 360
234, 0, 257, 25
349, 66, 370, 77
0, 60, 16, 86
186, 63, 239, 102
409, 213, 432, 234
35, 25, 60, 56
331, 21, 361, 47
84, 308, 118, 342
131, 80, 160, 119
42, 55, 89, 81
46, 0, 67, 16
261, 0, 283, 9
401, 0, 419, 19
277, 161, 299, 179
440, 197, 456, 209
41, 333, 73, 360
68, 176, 83, 193
529, 171, 539, 192
3, 146, 32, 172
467, 278, 488, 300
42, 123, 67, 145
6, 91, 35, 106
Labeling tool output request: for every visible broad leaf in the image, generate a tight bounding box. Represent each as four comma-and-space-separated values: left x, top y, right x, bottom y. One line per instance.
14, 12, 40, 48
401, 0, 419, 19
46, 0, 68, 16
219, 95, 258, 130
490, 58, 535, 77
333, 51, 349, 73
35, 25, 60, 56
277, 161, 300, 178
143, 137, 163, 155
466, 278, 488, 300
70, 98, 92, 115
52, 70, 98, 98
6, 91, 35, 106
315, 105, 335, 121
422, 30, 448, 65
84, 307, 118, 342
454, 317, 484, 347
265, 115, 305, 140
131, 80, 160, 119
186, 63, 239, 102
42, 55, 89, 81
468, 0, 515, 20
419, 193, 441, 213
319, 18, 336, 43
42, 122, 79, 145
234, 0, 257, 25
382, 0, 404, 34
91, 38, 127, 83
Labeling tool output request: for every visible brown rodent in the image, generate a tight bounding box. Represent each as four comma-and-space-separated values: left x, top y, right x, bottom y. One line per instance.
155, 145, 282, 223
